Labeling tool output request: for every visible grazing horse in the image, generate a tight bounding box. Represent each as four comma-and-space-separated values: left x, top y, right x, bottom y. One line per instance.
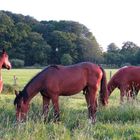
107, 66, 140, 102
14, 62, 108, 123
0, 49, 11, 93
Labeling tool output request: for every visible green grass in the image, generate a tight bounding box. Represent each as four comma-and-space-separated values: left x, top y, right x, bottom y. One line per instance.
2, 69, 41, 87
0, 69, 140, 140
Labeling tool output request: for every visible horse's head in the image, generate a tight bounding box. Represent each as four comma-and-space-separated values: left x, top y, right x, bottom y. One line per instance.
14, 90, 29, 122
0, 49, 11, 70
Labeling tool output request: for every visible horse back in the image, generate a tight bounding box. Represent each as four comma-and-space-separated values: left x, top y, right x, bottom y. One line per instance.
123, 66, 140, 83
109, 66, 140, 87
43, 62, 102, 95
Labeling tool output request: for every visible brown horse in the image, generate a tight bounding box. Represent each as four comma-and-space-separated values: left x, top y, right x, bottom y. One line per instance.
0, 49, 11, 93
14, 62, 108, 123
107, 66, 140, 102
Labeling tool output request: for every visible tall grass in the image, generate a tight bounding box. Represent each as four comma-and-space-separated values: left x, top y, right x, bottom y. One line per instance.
0, 69, 140, 140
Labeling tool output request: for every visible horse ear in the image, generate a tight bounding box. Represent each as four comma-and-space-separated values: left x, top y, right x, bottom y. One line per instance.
15, 90, 18, 96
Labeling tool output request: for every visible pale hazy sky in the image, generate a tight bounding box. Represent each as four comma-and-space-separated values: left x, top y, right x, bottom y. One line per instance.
0, 0, 140, 50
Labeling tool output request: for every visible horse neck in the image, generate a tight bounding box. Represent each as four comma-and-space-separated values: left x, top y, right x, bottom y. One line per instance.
108, 79, 116, 96
24, 79, 42, 102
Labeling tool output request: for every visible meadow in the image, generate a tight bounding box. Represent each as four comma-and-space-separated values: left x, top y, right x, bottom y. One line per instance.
0, 68, 140, 140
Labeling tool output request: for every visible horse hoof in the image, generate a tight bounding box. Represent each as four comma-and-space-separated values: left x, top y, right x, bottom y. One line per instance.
88, 118, 96, 124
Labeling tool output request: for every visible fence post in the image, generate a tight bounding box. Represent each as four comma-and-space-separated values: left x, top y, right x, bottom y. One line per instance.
13, 75, 17, 86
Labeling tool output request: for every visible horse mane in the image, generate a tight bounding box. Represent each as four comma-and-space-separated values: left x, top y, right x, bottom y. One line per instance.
49, 65, 59, 69
25, 65, 59, 89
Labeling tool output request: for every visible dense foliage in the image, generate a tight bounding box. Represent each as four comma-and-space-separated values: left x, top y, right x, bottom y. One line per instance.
104, 41, 140, 67
0, 10, 102, 66
1, 10, 140, 67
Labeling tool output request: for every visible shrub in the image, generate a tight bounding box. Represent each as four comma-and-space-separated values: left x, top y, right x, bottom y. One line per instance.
10, 59, 25, 68
33, 63, 41, 68
60, 54, 73, 65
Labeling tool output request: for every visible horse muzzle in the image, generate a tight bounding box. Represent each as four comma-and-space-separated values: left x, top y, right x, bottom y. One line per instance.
16, 112, 27, 123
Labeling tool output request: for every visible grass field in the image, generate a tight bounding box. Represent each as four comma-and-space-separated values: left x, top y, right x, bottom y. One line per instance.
0, 68, 140, 140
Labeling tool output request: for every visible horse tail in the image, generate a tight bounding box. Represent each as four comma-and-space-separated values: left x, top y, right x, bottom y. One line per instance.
99, 66, 108, 106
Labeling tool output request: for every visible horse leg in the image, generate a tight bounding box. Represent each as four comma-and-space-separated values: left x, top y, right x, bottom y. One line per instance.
85, 94, 97, 122
132, 87, 139, 99
120, 86, 127, 103
134, 88, 139, 99
42, 95, 50, 122
51, 95, 60, 122
87, 86, 98, 124
126, 90, 131, 101
120, 89, 125, 103
85, 89, 90, 118
135, 89, 139, 96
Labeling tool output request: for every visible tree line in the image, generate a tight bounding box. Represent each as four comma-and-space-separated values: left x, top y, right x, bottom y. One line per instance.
0, 10, 140, 67
105, 41, 140, 67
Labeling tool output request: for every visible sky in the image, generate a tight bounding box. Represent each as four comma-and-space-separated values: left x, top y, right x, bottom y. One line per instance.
0, 0, 140, 50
